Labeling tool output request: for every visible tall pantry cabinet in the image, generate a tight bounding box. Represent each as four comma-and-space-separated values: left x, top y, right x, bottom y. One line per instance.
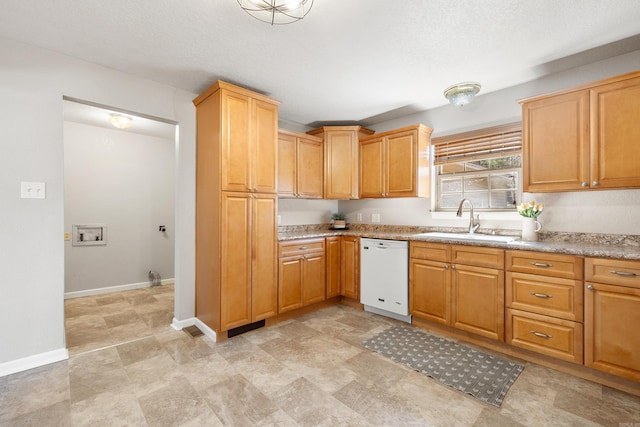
193, 81, 280, 336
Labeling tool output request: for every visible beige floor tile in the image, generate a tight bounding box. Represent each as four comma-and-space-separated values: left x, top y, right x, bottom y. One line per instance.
0, 361, 70, 421
124, 352, 183, 398
137, 376, 214, 427
554, 385, 640, 426
70, 388, 147, 426
103, 308, 142, 328
200, 374, 279, 425
116, 336, 165, 366
178, 352, 237, 393
3, 400, 72, 427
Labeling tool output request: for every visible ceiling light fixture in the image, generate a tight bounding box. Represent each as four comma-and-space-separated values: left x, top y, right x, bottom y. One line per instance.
109, 114, 132, 129
237, 0, 313, 25
444, 82, 481, 107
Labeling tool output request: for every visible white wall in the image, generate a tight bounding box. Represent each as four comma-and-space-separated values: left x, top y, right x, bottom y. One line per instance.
0, 37, 196, 370
64, 121, 175, 294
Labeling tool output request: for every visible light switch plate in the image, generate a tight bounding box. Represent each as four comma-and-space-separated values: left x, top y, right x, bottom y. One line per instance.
21, 182, 46, 199
371, 213, 381, 223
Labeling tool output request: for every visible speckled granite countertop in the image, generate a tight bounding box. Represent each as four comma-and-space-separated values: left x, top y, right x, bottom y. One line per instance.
278, 225, 640, 260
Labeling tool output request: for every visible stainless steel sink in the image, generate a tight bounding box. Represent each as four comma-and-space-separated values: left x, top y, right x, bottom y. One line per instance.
413, 232, 518, 243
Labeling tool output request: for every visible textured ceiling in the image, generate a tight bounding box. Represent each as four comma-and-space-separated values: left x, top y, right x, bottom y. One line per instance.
2, 0, 640, 127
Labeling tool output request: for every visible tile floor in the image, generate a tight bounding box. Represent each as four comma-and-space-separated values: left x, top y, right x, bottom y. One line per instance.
1, 285, 639, 426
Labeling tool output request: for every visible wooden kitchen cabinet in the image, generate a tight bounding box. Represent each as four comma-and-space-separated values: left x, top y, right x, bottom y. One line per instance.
410, 242, 451, 325
340, 236, 360, 299
326, 236, 341, 298
307, 126, 374, 199
452, 261, 505, 341
505, 250, 584, 363
194, 81, 280, 336
521, 71, 640, 192
278, 130, 323, 198
360, 124, 432, 198
278, 239, 326, 313
410, 242, 504, 341
585, 257, 640, 381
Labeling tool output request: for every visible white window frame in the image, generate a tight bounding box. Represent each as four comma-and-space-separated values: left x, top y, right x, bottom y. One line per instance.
432, 122, 523, 213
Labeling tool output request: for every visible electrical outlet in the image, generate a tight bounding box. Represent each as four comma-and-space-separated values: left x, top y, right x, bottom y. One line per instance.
356, 213, 363, 222
64, 232, 71, 241
371, 213, 381, 223
21, 181, 46, 199
277, 215, 282, 225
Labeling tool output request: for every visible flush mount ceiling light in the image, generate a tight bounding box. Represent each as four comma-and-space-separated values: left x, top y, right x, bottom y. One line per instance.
237, 0, 313, 25
444, 82, 482, 107
109, 114, 132, 129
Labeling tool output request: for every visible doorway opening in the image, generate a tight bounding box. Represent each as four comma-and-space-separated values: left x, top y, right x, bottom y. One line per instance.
62, 97, 178, 355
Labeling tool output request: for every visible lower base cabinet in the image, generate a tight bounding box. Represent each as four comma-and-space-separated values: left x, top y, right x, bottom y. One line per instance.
341, 236, 360, 299
584, 257, 640, 382
410, 242, 504, 341
278, 239, 326, 313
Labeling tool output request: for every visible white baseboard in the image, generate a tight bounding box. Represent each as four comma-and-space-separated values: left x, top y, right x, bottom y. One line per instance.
0, 348, 69, 377
171, 317, 217, 342
64, 278, 175, 299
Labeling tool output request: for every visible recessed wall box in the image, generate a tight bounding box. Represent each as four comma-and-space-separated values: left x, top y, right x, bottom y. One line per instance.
72, 224, 107, 246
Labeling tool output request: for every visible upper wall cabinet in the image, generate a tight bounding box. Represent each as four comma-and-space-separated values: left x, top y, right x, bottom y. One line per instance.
195, 82, 279, 194
359, 124, 433, 198
521, 71, 640, 193
307, 126, 374, 199
278, 129, 324, 199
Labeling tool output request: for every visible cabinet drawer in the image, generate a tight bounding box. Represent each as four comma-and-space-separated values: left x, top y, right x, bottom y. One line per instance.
506, 272, 583, 321
410, 242, 450, 262
506, 250, 583, 279
506, 309, 583, 364
452, 245, 504, 269
279, 239, 325, 257
585, 258, 640, 288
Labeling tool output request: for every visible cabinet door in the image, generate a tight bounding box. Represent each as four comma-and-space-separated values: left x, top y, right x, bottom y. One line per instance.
303, 253, 326, 306
325, 130, 359, 199
326, 237, 341, 298
221, 91, 251, 192
410, 259, 451, 325
277, 132, 296, 197
297, 136, 324, 198
585, 282, 640, 381
590, 76, 640, 189
220, 192, 252, 330
251, 194, 277, 322
251, 99, 278, 193
386, 130, 417, 197
278, 256, 303, 313
452, 264, 505, 341
341, 236, 360, 299
522, 90, 590, 192
360, 136, 385, 198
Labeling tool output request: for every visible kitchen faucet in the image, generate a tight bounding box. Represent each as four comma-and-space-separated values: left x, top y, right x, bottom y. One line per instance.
456, 198, 480, 234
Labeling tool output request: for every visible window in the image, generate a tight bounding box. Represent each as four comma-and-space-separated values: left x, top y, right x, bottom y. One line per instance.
433, 123, 522, 211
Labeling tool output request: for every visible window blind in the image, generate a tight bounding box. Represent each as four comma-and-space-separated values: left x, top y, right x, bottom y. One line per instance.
432, 122, 522, 165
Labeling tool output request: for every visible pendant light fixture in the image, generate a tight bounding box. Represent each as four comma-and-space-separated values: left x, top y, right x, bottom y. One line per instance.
444, 82, 481, 107
237, 0, 313, 25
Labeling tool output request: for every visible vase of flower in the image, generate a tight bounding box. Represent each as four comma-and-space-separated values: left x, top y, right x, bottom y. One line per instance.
517, 201, 544, 242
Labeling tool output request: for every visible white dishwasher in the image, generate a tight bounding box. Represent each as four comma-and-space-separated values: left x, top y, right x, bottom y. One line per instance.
360, 238, 411, 323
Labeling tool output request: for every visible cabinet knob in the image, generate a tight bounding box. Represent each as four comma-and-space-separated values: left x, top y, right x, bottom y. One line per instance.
444, 265, 449, 270
592, 181, 599, 186
586, 285, 594, 290
451, 265, 456, 270
581, 182, 588, 187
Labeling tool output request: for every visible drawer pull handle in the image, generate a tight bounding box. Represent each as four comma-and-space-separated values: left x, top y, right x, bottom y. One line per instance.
299, 246, 308, 250
530, 330, 553, 339
530, 292, 553, 299
610, 270, 639, 277
530, 262, 553, 268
